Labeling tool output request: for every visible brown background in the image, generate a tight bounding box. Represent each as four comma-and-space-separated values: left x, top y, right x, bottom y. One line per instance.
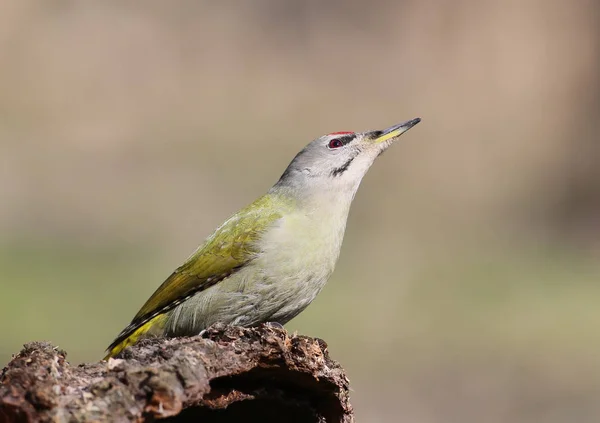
1, 1, 599, 422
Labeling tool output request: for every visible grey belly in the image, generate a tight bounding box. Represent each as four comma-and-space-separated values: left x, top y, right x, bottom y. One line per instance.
163, 267, 325, 337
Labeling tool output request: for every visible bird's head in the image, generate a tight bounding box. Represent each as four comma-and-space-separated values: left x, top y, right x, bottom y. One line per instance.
274, 118, 421, 201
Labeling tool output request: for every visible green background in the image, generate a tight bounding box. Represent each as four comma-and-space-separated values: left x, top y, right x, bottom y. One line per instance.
2, 2, 600, 422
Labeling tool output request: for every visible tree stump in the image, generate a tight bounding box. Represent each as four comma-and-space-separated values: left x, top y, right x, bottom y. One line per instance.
0, 325, 354, 422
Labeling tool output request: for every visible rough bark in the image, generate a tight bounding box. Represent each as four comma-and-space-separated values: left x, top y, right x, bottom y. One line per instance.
0, 325, 354, 423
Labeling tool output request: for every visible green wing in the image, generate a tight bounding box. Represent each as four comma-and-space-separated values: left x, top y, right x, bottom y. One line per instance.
107, 195, 286, 353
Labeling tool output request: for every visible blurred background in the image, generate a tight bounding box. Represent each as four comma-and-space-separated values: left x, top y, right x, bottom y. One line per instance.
1, 1, 599, 421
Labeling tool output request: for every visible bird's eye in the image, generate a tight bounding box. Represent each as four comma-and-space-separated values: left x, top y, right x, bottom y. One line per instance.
328, 138, 344, 149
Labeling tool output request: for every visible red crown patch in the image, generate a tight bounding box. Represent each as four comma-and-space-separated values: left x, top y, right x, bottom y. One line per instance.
328, 131, 354, 136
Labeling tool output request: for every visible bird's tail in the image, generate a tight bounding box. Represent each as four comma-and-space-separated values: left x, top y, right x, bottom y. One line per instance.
104, 314, 168, 360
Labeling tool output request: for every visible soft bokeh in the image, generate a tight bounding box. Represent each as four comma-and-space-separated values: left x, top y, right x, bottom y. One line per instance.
1, 1, 599, 422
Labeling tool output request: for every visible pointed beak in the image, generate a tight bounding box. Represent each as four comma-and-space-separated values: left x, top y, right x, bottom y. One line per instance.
371, 118, 421, 144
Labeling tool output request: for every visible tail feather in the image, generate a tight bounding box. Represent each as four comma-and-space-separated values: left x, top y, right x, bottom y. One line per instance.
104, 314, 168, 360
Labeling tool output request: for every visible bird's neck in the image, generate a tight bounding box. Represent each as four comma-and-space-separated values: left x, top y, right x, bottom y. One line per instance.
268, 182, 361, 262
270, 180, 359, 223
264, 184, 356, 279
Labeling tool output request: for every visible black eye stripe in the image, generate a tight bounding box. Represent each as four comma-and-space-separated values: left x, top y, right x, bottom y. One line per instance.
327, 135, 355, 148
338, 135, 355, 145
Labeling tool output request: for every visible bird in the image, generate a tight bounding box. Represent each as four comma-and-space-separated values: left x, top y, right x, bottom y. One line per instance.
104, 118, 421, 359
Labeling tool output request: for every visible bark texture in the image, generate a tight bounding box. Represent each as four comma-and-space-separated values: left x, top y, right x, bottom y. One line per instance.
0, 325, 353, 423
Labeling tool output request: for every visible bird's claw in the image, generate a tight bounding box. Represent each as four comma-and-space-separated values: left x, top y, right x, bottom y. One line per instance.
263, 321, 285, 330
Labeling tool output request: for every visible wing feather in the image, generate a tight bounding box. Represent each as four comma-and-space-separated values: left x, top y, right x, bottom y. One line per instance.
106, 196, 285, 355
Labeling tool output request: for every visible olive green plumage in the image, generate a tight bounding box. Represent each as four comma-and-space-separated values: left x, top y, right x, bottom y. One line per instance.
106, 195, 291, 357
105, 118, 421, 359
132, 195, 288, 324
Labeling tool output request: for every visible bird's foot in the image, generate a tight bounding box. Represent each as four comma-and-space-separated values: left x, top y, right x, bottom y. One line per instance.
263, 321, 285, 330
199, 322, 228, 338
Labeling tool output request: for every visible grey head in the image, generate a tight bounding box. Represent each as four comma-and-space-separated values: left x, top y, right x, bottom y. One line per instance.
273, 118, 421, 202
